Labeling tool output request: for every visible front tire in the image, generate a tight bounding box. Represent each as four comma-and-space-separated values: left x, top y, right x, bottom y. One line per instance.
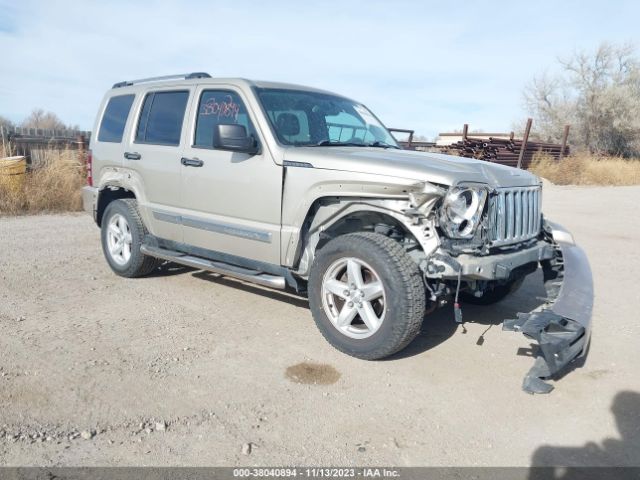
101, 199, 160, 277
308, 232, 426, 360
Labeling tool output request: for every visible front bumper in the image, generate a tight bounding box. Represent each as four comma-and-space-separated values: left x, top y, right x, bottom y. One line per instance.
503, 221, 594, 394
428, 240, 555, 281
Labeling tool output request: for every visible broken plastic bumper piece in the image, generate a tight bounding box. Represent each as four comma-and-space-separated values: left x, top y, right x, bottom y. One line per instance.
503, 221, 593, 394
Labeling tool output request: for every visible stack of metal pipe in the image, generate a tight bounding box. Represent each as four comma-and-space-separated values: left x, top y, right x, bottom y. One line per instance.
440, 136, 569, 169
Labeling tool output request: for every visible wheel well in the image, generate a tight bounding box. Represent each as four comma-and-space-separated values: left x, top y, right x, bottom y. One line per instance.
316, 211, 410, 251
96, 187, 136, 226
292, 199, 425, 276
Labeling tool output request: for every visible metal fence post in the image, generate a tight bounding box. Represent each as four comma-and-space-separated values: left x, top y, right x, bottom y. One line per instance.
559, 125, 570, 161
517, 118, 532, 169
76, 134, 86, 163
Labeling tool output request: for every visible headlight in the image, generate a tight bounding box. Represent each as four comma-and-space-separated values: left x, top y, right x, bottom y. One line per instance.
440, 185, 488, 239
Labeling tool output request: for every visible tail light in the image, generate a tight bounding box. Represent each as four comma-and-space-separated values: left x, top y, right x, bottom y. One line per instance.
86, 149, 93, 186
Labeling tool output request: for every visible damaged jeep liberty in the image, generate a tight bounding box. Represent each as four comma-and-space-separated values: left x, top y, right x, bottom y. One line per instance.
83, 72, 593, 393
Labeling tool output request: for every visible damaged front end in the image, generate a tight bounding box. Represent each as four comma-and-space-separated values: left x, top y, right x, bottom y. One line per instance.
295, 179, 593, 394
503, 221, 594, 394
418, 183, 593, 394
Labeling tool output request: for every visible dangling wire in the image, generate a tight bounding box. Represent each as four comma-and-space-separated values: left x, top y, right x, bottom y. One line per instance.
454, 268, 462, 305
454, 268, 465, 331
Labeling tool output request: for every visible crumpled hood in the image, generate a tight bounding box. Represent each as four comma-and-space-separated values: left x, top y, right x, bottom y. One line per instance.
283, 147, 541, 188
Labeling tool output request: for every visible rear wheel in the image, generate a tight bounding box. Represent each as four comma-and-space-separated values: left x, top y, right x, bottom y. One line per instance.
308, 232, 426, 360
101, 199, 160, 277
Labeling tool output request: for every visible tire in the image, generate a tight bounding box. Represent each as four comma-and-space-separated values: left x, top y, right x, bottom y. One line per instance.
100, 198, 161, 278
459, 277, 524, 305
308, 232, 426, 360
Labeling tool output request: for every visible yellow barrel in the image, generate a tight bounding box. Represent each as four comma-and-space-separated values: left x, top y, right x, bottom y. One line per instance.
0, 156, 27, 195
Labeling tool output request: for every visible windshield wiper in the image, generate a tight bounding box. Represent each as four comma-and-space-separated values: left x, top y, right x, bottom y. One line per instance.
311, 140, 367, 147
367, 141, 400, 149
310, 140, 400, 148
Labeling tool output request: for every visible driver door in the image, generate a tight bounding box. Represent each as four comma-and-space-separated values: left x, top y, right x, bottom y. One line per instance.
179, 86, 283, 266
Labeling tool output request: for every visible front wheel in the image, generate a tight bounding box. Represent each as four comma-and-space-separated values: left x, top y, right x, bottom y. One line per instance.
308, 232, 426, 360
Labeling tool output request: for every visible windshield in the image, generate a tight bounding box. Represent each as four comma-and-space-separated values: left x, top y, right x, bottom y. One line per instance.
255, 88, 399, 148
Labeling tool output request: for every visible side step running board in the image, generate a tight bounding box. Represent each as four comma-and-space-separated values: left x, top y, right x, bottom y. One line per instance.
140, 244, 286, 290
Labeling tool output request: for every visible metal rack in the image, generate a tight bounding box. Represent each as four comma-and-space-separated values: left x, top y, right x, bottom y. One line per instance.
112, 72, 211, 89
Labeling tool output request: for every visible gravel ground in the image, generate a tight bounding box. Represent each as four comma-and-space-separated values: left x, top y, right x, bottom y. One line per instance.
0, 184, 639, 466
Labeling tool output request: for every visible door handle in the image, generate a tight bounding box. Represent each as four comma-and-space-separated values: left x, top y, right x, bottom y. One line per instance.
124, 152, 141, 160
181, 157, 204, 167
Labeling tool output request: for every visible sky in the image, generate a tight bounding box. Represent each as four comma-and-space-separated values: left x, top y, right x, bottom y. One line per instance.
0, 0, 638, 139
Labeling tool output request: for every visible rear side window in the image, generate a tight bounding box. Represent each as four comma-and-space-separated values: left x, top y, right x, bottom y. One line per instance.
98, 94, 135, 143
135, 91, 189, 146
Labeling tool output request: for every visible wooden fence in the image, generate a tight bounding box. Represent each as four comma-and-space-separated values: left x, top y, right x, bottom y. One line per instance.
0, 126, 91, 169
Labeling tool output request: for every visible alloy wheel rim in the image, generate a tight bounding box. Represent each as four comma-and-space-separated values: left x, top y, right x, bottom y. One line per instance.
321, 257, 386, 339
107, 214, 132, 266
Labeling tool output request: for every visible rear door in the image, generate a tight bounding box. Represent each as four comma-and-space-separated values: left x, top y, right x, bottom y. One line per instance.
124, 88, 193, 242
179, 86, 283, 265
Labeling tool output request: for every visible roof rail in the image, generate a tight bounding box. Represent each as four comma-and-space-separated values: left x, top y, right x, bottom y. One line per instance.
112, 72, 211, 89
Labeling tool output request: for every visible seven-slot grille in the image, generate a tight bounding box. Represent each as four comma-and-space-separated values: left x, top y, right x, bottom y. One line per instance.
487, 186, 542, 246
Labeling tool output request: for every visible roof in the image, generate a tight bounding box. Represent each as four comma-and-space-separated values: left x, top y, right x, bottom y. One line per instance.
110, 72, 345, 97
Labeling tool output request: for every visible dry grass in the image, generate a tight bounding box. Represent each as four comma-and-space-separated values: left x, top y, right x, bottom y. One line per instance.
529, 152, 640, 186
0, 146, 85, 216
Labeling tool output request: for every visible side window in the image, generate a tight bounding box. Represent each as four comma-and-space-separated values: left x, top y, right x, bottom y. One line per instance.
194, 90, 255, 148
98, 94, 135, 143
135, 90, 189, 146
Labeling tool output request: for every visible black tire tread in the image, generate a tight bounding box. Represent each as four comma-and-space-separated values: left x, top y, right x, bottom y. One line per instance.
309, 232, 426, 360
101, 198, 161, 278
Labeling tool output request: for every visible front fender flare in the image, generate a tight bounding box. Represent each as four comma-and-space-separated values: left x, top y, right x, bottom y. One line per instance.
288, 198, 440, 277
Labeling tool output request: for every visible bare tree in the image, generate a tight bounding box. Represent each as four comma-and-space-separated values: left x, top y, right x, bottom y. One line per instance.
21, 109, 69, 130
0, 115, 14, 130
523, 42, 640, 157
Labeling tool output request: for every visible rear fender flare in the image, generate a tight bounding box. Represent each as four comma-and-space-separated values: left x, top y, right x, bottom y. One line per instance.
95, 168, 149, 226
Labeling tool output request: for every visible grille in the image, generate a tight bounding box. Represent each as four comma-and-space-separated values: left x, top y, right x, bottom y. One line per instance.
487, 186, 542, 246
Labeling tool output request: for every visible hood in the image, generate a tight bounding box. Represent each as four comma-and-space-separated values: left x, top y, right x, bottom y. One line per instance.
283, 147, 541, 189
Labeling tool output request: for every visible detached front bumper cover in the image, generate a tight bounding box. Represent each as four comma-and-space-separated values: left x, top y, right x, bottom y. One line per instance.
503, 221, 594, 394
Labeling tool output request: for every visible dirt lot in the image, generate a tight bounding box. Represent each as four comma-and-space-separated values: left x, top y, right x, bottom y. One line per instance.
1, 184, 639, 467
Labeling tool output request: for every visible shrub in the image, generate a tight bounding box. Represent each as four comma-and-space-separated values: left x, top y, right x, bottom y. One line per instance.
529, 152, 640, 186
0, 147, 85, 215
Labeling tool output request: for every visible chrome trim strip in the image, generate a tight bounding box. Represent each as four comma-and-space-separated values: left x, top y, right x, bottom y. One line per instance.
283, 160, 314, 168
152, 211, 181, 224
182, 216, 272, 243
514, 190, 522, 238
152, 210, 272, 243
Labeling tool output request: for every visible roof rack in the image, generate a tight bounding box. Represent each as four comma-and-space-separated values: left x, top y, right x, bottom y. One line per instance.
112, 72, 211, 89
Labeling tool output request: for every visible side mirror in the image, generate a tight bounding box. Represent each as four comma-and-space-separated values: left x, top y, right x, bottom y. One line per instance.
214, 124, 258, 154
